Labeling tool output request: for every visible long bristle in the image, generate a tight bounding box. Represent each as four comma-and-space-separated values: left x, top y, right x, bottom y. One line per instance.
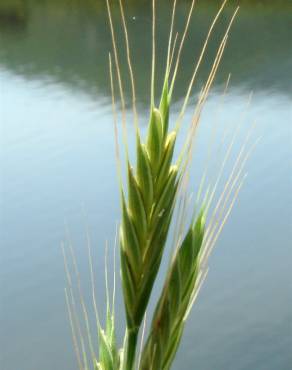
175, 2, 236, 132
118, 0, 139, 133
62, 241, 89, 370
169, 0, 197, 98
106, 0, 128, 158
151, 0, 156, 107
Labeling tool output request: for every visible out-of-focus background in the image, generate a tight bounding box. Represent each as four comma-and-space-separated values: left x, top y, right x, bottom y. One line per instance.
0, 1, 291, 369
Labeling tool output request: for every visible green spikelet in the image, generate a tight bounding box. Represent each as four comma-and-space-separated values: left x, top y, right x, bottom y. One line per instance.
156, 131, 176, 196
136, 137, 154, 216
120, 193, 141, 275
119, 81, 182, 370
95, 306, 121, 370
147, 107, 164, 175
150, 165, 178, 223
140, 212, 206, 370
127, 162, 148, 244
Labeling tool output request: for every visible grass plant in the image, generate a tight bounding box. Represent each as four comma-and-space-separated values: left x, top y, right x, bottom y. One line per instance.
63, 1, 256, 369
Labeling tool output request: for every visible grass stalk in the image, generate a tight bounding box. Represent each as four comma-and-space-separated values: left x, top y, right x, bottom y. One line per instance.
124, 328, 139, 370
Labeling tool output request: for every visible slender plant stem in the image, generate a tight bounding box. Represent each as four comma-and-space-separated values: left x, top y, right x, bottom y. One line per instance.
124, 327, 139, 370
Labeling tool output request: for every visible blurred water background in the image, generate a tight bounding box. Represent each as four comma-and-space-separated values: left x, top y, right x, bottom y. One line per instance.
0, 1, 291, 369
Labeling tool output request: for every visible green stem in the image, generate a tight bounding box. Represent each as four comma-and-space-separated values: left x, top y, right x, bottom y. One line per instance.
124, 327, 139, 370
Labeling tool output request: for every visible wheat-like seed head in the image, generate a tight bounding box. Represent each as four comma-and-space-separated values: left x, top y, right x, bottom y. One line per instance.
93, 1, 251, 370
139, 211, 205, 370
120, 81, 179, 332
94, 308, 121, 370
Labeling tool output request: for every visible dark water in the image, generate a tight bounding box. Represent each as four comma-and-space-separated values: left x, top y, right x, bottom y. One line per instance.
0, 1, 291, 370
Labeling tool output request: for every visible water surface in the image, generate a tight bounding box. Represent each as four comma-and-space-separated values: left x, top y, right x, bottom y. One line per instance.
0, 1, 291, 370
